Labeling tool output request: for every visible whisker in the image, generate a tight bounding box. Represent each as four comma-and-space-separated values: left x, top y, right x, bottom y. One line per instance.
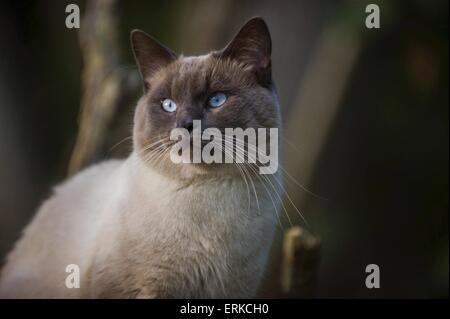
215, 140, 252, 215
227, 135, 325, 200
223, 137, 301, 226
222, 141, 284, 228
109, 136, 133, 153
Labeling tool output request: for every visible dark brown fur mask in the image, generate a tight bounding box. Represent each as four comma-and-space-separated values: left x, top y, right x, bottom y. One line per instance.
131, 17, 281, 179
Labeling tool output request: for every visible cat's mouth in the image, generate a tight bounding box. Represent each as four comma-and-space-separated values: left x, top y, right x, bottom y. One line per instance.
174, 139, 218, 159
159, 124, 279, 175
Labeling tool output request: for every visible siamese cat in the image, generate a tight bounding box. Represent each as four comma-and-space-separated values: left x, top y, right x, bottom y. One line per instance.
0, 17, 282, 298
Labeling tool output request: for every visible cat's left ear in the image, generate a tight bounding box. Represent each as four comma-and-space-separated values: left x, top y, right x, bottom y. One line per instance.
217, 17, 272, 87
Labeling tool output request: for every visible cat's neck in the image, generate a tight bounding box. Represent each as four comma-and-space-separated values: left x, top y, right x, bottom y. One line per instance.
125, 150, 244, 189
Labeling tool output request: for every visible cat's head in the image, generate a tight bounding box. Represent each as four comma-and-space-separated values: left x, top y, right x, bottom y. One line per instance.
131, 17, 280, 179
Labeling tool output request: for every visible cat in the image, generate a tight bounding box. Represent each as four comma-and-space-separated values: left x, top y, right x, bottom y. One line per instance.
0, 17, 283, 298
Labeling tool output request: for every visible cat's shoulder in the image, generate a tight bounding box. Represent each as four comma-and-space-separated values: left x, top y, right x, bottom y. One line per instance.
53, 159, 125, 196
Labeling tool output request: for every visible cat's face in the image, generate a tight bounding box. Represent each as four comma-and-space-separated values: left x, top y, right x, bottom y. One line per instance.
131, 18, 280, 179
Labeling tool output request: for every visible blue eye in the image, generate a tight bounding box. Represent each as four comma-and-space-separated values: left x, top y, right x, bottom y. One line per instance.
161, 98, 177, 112
208, 93, 227, 108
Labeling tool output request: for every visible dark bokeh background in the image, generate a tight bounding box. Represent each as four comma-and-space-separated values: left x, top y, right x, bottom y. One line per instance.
0, 0, 448, 298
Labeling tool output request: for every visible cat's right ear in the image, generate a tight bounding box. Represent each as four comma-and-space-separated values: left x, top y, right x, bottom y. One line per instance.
131, 30, 177, 91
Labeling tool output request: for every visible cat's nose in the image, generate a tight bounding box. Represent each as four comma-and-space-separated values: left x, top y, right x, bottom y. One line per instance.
177, 115, 194, 132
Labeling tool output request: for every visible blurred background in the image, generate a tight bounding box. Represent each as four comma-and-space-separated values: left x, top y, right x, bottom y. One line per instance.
0, 0, 447, 298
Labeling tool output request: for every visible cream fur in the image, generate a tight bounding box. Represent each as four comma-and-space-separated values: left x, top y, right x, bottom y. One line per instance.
0, 152, 281, 298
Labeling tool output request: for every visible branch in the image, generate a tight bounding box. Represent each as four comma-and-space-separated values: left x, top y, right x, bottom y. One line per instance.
281, 226, 321, 298
68, 0, 134, 175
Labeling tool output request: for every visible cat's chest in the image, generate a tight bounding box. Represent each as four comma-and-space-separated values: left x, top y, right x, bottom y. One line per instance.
126, 171, 247, 215
97, 169, 277, 297
119, 172, 265, 246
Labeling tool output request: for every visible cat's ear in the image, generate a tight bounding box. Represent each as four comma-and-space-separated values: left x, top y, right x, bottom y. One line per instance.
131, 30, 177, 90
217, 17, 272, 86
